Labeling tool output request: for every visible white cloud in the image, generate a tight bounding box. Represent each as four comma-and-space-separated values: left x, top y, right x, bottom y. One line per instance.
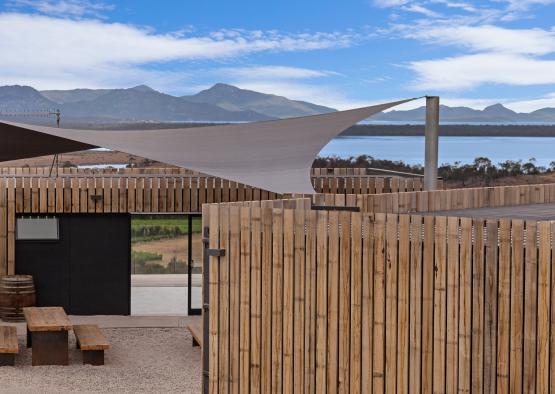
219, 66, 337, 80
398, 23, 555, 91
503, 0, 555, 11
406, 25, 555, 55
0, 12, 355, 90
409, 53, 555, 90
373, 0, 412, 7
402, 4, 442, 17
6, 0, 113, 18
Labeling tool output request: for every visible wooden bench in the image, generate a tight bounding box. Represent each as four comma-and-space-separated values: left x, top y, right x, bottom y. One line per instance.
23, 306, 72, 366
73, 325, 110, 366
0, 326, 18, 366
186, 320, 203, 348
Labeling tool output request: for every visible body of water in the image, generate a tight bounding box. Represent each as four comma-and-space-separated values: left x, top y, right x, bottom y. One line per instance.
320, 136, 555, 167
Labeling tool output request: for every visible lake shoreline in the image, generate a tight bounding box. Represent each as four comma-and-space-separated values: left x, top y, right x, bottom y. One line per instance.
340, 124, 555, 137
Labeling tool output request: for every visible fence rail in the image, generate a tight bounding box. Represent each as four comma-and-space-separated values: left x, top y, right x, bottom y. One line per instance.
203, 202, 555, 393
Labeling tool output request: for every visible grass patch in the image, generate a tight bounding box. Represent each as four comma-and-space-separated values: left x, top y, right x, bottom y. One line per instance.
131, 215, 201, 243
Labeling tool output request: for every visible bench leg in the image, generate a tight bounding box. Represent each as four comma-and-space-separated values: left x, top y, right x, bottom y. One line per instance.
31, 331, 69, 366
0, 354, 15, 366
82, 350, 104, 366
27, 327, 32, 348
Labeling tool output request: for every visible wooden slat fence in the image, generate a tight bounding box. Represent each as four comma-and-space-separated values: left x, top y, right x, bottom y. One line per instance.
203, 202, 555, 393
300, 182, 555, 214
0, 167, 428, 194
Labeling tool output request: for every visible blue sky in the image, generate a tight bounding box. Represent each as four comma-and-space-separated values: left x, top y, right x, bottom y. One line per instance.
2, 0, 555, 111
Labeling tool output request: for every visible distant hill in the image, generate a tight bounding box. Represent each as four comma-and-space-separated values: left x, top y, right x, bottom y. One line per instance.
373, 103, 555, 123
41, 87, 112, 104
182, 83, 336, 118
59, 85, 271, 122
0, 85, 58, 111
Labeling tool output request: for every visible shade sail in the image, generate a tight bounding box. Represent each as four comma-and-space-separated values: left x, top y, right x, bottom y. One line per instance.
0, 98, 416, 193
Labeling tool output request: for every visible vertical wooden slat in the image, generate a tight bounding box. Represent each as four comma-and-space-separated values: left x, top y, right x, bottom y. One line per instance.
446, 217, 459, 394
350, 212, 362, 394
151, 178, 159, 213
385, 213, 398, 394
23, 177, 31, 213
338, 211, 351, 393
322, 209, 338, 392
250, 207, 262, 393
523, 221, 537, 393
304, 209, 317, 394
458, 218, 472, 393
271, 207, 284, 394
361, 214, 374, 393
433, 216, 447, 394
119, 178, 126, 222
112, 177, 120, 213
472, 219, 485, 392
282, 209, 295, 392
484, 219, 498, 394
31, 177, 39, 213
315, 210, 328, 394
293, 208, 306, 393
143, 178, 152, 213
229, 206, 241, 394
218, 206, 230, 394
373, 213, 386, 393
421, 216, 434, 393
397, 214, 410, 394
239, 207, 251, 394
409, 215, 423, 393
260, 207, 273, 394
208, 204, 220, 394
497, 219, 511, 393
536, 221, 550, 393
48, 178, 56, 213
509, 220, 524, 393
104, 178, 112, 213
71, 178, 79, 213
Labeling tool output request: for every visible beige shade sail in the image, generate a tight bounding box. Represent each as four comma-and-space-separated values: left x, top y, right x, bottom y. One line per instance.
0, 98, 416, 193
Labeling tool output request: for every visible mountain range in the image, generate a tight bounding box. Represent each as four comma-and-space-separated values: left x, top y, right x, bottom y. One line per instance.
372, 103, 555, 123
1, 83, 555, 123
0, 83, 335, 123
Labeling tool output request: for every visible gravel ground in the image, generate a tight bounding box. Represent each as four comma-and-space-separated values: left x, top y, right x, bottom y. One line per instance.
2, 328, 201, 394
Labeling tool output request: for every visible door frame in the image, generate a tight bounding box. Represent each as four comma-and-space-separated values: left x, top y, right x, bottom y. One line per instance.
131, 212, 202, 316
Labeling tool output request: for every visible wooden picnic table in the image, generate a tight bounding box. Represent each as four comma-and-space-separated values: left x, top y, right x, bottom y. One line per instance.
23, 307, 72, 366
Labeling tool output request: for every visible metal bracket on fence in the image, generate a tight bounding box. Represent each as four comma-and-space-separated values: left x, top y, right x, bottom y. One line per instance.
90, 194, 104, 202
311, 205, 360, 212
206, 248, 225, 257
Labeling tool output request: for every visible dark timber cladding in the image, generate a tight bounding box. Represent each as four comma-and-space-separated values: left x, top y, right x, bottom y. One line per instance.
203, 199, 555, 393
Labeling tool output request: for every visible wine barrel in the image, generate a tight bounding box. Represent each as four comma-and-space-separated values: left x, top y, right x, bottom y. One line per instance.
0, 275, 36, 322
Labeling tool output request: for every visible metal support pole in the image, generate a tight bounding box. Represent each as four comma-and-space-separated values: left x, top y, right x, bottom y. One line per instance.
201, 226, 210, 394
424, 96, 440, 191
